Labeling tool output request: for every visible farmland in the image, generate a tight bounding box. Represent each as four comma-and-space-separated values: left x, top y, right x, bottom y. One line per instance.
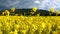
0, 16, 60, 34
0, 7, 60, 34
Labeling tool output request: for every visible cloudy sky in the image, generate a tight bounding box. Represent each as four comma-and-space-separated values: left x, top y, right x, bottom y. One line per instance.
0, 0, 60, 10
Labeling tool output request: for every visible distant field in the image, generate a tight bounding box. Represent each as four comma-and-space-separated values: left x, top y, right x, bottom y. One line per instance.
0, 16, 60, 34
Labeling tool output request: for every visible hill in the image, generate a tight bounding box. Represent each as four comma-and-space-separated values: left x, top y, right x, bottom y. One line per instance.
0, 9, 59, 16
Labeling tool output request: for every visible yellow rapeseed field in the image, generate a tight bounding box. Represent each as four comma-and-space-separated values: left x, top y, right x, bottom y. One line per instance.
0, 16, 60, 34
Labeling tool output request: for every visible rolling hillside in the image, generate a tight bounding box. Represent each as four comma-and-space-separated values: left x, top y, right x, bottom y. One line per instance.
0, 9, 59, 16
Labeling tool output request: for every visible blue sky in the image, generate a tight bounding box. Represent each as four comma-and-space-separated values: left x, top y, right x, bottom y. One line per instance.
0, 0, 60, 10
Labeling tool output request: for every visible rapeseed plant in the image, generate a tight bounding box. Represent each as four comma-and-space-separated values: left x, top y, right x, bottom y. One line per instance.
11, 7, 15, 12
50, 7, 54, 13
31, 7, 37, 12
50, 7, 54, 15
0, 16, 59, 34
4, 10, 10, 16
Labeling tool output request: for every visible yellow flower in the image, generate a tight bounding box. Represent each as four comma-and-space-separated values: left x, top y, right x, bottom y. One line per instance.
41, 23, 46, 29
56, 10, 59, 16
11, 7, 15, 12
14, 30, 18, 34
0, 30, 2, 34
1, 12, 5, 15
46, 23, 52, 30
32, 24, 37, 31
50, 7, 54, 13
14, 24, 20, 30
0, 23, 2, 28
31, 7, 37, 12
57, 25, 60, 29
5, 10, 10, 16
15, 14, 19, 16
53, 31, 59, 34
9, 31, 13, 34
30, 12, 35, 14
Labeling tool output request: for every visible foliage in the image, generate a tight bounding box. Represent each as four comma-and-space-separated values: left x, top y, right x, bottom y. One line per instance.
0, 7, 60, 16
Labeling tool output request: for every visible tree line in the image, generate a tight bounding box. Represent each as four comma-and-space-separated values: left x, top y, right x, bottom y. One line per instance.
0, 7, 60, 16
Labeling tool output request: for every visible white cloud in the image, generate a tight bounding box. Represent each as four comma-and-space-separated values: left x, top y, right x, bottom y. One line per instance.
35, 0, 40, 4
38, 0, 60, 10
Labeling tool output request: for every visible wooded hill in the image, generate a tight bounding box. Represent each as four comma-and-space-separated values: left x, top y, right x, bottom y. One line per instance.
0, 9, 60, 16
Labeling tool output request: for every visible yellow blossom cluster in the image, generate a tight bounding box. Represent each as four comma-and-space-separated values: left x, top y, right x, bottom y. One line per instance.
0, 16, 59, 34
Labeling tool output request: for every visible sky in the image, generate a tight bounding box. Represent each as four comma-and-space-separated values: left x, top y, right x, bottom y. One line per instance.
0, 0, 60, 10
